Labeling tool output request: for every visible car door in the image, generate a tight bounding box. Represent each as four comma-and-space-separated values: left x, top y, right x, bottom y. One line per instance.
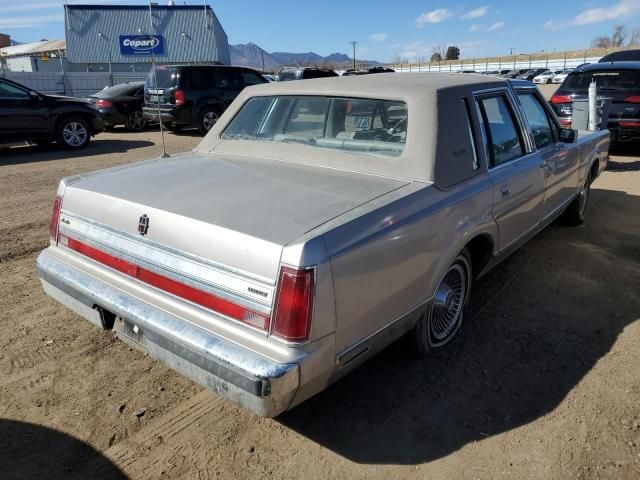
516, 89, 580, 220
475, 91, 545, 251
213, 70, 244, 108
0, 79, 48, 140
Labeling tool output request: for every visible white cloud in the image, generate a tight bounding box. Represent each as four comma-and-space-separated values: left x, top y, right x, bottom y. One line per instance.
0, 13, 63, 29
370, 33, 389, 42
485, 21, 504, 32
545, 0, 640, 30
469, 25, 482, 32
461, 6, 489, 20
573, 0, 640, 26
416, 9, 451, 27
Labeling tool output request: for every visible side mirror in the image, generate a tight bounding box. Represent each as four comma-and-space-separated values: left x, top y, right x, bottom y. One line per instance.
29, 91, 41, 101
559, 128, 577, 143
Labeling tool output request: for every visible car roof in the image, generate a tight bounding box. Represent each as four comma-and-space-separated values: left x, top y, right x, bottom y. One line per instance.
576, 61, 640, 72
243, 72, 505, 101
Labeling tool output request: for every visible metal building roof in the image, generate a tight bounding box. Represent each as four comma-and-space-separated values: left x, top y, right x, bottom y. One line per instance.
0, 39, 66, 57
64, 4, 230, 64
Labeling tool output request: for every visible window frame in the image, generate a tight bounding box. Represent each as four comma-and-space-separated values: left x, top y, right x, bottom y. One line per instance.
0, 79, 31, 101
514, 86, 562, 143
472, 88, 532, 169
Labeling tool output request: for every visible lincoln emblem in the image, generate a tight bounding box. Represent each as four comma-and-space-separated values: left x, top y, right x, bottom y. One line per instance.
138, 214, 150, 236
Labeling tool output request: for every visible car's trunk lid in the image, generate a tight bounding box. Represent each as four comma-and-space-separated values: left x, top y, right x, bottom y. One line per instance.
61, 152, 409, 283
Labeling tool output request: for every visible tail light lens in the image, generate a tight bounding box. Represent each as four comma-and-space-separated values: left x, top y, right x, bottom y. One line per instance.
619, 121, 640, 127
624, 96, 640, 104
272, 267, 315, 342
95, 99, 113, 108
50, 195, 62, 243
550, 94, 572, 104
174, 89, 185, 105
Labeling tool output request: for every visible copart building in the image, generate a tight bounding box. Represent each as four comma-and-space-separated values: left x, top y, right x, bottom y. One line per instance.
1, 3, 230, 73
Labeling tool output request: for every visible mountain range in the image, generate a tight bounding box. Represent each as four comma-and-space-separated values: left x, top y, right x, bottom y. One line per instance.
230, 43, 380, 71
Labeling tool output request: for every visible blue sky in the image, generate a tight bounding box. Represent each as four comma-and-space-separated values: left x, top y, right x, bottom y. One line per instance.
1, 0, 639, 61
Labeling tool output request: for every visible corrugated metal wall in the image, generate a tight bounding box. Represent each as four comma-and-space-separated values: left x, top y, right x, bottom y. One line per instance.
65, 5, 230, 65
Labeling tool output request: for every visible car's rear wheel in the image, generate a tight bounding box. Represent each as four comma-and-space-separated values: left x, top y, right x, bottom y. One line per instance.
198, 107, 220, 135
56, 116, 90, 150
561, 171, 591, 225
408, 248, 472, 356
125, 111, 147, 132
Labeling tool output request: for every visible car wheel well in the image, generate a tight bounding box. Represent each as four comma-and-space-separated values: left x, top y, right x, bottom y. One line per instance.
590, 159, 600, 184
465, 234, 494, 279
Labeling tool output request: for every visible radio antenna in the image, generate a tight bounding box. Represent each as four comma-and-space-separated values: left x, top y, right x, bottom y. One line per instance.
147, 1, 169, 158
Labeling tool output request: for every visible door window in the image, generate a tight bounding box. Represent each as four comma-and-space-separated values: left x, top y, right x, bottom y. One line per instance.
215, 70, 240, 89
188, 69, 213, 91
0, 81, 29, 100
518, 93, 555, 149
240, 72, 265, 86
476, 95, 525, 166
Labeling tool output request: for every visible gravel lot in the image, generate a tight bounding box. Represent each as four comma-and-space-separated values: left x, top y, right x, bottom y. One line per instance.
1, 103, 639, 479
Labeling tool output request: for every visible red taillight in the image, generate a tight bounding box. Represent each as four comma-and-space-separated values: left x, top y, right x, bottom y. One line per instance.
272, 267, 315, 342
624, 96, 640, 104
559, 118, 572, 126
619, 121, 640, 127
550, 94, 572, 104
58, 234, 270, 331
95, 99, 113, 108
50, 195, 62, 243
174, 89, 185, 105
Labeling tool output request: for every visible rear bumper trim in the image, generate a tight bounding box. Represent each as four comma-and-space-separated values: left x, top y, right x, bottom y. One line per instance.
36, 248, 299, 417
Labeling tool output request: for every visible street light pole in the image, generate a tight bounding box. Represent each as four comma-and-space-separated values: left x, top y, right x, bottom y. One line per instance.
349, 41, 358, 70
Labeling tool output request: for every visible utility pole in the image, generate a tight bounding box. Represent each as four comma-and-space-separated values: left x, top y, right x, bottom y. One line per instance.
261, 50, 265, 72
349, 41, 358, 70
509, 47, 515, 55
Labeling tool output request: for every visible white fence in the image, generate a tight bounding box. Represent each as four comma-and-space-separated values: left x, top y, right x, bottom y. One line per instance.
389, 56, 601, 73
2, 72, 148, 97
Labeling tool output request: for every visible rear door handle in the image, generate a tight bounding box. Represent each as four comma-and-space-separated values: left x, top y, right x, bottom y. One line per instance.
501, 185, 511, 197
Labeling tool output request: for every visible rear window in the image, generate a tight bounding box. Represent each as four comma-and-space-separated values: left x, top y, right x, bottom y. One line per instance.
222, 95, 408, 157
563, 70, 640, 91
95, 83, 142, 98
146, 66, 178, 89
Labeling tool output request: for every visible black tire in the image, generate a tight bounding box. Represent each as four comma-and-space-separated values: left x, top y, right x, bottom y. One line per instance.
198, 107, 221, 135
561, 171, 591, 226
125, 110, 147, 132
55, 116, 91, 150
408, 248, 472, 357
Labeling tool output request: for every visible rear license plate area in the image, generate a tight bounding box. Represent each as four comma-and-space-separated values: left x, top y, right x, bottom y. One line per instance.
113, 316, 147, 350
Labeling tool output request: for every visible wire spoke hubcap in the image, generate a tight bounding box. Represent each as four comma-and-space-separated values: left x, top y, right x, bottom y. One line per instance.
129, 111, 145, 129
431, 264, 467, 341
203, 112, 218, 131
62, 122, 87, 146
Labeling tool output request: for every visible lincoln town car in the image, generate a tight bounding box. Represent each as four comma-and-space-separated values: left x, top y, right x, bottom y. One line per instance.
37, 74, 609, 417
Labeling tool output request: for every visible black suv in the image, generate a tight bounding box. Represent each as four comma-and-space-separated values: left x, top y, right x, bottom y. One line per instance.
142, 65, 267, 134
277, 67, 338, 81
550, 62, 640, 147
0, 77, 103, 150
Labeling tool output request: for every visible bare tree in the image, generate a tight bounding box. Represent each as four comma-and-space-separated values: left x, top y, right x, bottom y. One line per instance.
431, 52, 443, 62
432, 44, 446, 59
592, 24, 628, 48
630, 27, 640, 46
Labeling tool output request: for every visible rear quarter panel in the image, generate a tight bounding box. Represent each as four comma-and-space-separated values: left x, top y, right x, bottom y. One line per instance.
322, 177, 497, 356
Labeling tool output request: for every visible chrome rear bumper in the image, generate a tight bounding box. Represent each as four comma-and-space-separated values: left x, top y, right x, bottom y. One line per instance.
36, 248, 299, 417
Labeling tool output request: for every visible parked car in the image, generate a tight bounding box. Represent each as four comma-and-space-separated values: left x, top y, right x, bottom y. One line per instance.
342, 67, 395, 76
0, 77, 103, 150
142, 65, 267, 134
516, 68, 548, 81
37, 74, 608, 417
277, 67, 338, 81
262, 74, 278, 82
88, 82, 147, 131
496, 69, 513, 76
533, 70, 563, 84
552, 69, 574, 84
550, 62, 640, 146
599, 49, 640, 63
503, 69, 530, 78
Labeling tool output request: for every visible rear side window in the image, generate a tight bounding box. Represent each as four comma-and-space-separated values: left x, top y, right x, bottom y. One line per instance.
188, 69, 213, 91
146, 67, 178, 89
517, 93, 555, 149
240, 72, 265, 86
216, 70, 241, 89
0, 80, 29, 100
476, 95, 525, 166
563, 70, 640, 91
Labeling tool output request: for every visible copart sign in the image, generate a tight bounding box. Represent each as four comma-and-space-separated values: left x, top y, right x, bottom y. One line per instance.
119, 35, 164, 55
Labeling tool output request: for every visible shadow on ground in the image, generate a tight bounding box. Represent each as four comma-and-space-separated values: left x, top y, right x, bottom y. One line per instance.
0, 419, 126, 480
0, 139, 154, 167
278, 187, 640, 465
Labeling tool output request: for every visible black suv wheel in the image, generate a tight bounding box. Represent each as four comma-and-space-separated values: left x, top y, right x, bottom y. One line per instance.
56, 116, 91, 150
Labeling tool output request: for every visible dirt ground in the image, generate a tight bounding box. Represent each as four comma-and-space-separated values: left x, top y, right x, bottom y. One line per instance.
1, 115, 639, 479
